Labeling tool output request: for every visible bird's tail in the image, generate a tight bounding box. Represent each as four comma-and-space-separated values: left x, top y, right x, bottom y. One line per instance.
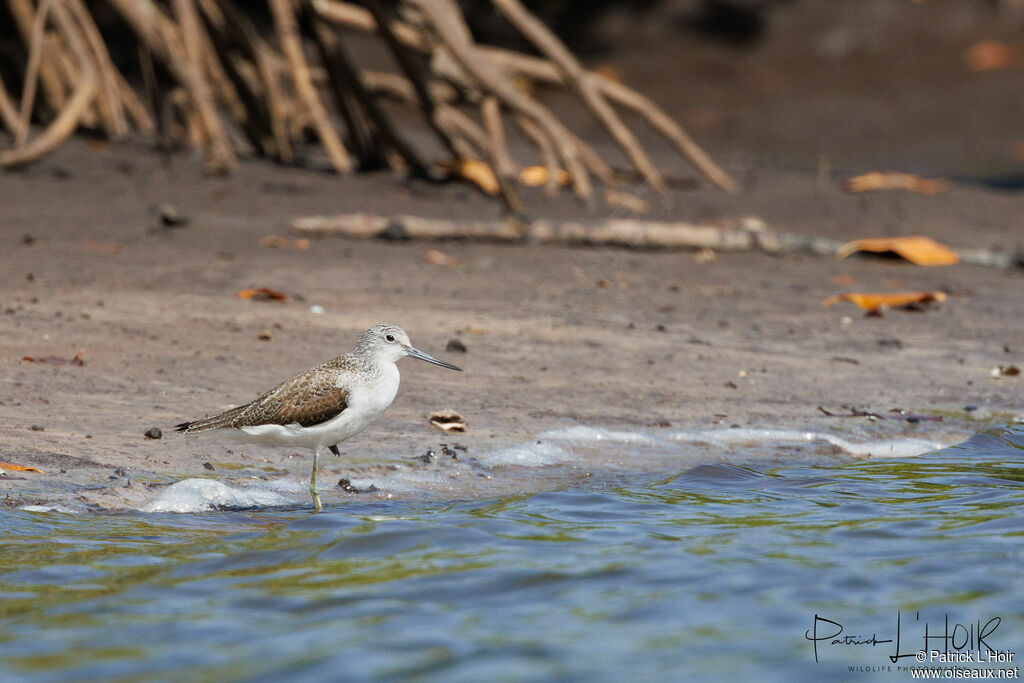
175, 405, 247, 434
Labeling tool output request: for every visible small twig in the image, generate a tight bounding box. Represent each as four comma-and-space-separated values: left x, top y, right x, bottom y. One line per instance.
66, 0, 129, 139
0, 73, 27, 140
411, 0, 593, 199
0, 70, 97, 167
481, 96, 523, 214
361, 0, 462, 160
269, 0, 351, 172
513, 114, 559, 196
8, 0, 67, 118
490, 0, 666, 194
314, 0, 736, 193
311, 20, 429, 173
16, 0, 54, 148
108, 0, 237, 171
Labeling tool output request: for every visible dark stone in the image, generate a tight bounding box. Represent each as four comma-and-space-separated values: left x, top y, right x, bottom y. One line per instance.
203, 462, 215, 471
144, 427, 162, 439
378, 221, 408, 241
446, 339, 467, 353
157, 203, 189, 227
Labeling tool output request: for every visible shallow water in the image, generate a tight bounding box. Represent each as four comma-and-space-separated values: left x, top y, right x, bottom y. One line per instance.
2, 424, 1022, 681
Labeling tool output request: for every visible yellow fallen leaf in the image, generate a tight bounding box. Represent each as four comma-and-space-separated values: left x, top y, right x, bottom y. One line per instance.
822, 291, 947, 312
237, 287, 288, 302
449, 158, 499, 195
0, 462, 44, 473
594, 65, 621, 84
965, 41, 1015, 71
424, 249, 458, 267
604, 189, 649, 214
259, 235, 290, 249
844, 172, 951, 195
836, 236, 960, 266
518, 165, 570, 188
84, 240, 122, 255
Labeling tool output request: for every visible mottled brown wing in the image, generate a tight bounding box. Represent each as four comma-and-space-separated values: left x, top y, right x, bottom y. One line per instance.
234, 367, 350, 428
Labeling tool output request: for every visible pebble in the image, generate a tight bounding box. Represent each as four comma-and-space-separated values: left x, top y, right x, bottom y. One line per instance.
446, 339, 467, 353
144, 427, 163, 439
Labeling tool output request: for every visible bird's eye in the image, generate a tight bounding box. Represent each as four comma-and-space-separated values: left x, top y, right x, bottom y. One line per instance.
385, 334, 395, 342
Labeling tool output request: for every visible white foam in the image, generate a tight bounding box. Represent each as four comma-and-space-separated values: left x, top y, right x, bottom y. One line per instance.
19, 504, 80, 514
664, 428, 944, 458
479, 438, 574, 467
481, 426, 946, 466
141, 479, 293, 513
250, 476, 308, 494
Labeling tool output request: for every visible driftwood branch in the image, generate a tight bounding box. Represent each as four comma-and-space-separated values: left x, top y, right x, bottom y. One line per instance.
289, 212, 822, 253
290, 212, 1024, 269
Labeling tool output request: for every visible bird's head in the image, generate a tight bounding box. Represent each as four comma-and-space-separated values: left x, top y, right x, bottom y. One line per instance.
358, 323, 462, 371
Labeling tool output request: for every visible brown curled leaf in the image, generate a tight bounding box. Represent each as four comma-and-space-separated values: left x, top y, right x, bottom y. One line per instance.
836, 236, 959, 266
822, 291, 947, 313
429, 410, 467, 432
237, 287, 288, 302
844, 172, 951, 195
0, 462, 44, 473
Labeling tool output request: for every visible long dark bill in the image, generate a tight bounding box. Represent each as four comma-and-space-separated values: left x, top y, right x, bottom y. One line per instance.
407, 347, 463, 371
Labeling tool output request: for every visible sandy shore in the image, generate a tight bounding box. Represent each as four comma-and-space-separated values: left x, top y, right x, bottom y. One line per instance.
0, 136, 1021, 510
2, 0, 1022, 509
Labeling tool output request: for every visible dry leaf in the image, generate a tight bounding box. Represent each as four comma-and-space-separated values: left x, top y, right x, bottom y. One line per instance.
1011, 140, 1024, 163
21, 350, 85, 366
693, 248, 716, 264
604, 189, 649, 214
844, 172, 951, 195
424, 249, 458, 267
832, 274, 855, 286
84, 241, 122, 255
237, 287, 288, 302
822, 291, 947, 313
518, 165, 570, 187
512, 75, 533, 96
448, 158, 499, 195
965, 41, 1015, 71
0, 462, 44, 473
429, 410, 467, 432
594, 64, 621, 84
836, 236, 960, 266
259, 235, 291, 249
993, 364, 1021, 377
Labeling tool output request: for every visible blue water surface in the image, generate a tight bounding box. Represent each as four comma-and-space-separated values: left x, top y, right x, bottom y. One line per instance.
1, 424, 1022, 681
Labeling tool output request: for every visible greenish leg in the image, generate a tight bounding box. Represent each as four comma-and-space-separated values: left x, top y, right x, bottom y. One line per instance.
310, 447, 323, 513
